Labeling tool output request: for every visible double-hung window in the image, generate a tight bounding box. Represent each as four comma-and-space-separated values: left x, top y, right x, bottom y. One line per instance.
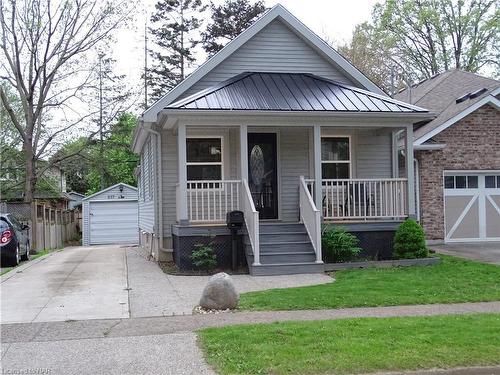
321, 137, 351, 179
186, 138, 223, 181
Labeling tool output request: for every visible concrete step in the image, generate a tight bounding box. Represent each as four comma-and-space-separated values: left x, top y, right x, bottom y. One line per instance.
248, 262, 325, 276
245, 241, 315, 253
243, 232, 310, 245
259, 223, 306, 234
247, 251, 317, 264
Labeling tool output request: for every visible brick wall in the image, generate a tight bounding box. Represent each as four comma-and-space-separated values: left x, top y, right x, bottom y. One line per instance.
416, 104, 499, 241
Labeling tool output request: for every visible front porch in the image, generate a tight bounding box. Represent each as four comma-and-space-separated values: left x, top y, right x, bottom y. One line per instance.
171, 122, 416, 275
159, 72, 428, 274
179, 177, 409, 224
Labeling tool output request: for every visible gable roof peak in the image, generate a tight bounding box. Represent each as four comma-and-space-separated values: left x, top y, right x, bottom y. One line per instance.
139, 3, 386, 125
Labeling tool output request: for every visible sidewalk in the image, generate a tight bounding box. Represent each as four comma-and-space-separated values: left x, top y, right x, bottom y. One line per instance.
3, 301, 499, 344
2, 301, 499, 375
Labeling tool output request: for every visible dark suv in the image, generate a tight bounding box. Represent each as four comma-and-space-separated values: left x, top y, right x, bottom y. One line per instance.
0, 213, 30, 267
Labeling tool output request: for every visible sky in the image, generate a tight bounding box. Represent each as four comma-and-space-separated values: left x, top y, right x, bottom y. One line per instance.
113, 0, 380, 96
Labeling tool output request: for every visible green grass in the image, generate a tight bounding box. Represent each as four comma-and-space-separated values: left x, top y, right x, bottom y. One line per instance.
199, 313, 500, 375
0, 249, 53, 276
239, 255, 500, 311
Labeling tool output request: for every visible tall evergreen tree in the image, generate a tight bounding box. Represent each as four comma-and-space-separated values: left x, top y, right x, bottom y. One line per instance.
202, 0, 267, 56
147, 0, 206, 103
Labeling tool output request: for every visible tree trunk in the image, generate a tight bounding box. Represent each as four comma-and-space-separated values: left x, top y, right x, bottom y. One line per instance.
23, 139, 36, 203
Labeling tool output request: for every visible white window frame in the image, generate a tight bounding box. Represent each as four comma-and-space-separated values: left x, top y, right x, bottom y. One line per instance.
186, 136, 224, 182
321, 135, 352, 179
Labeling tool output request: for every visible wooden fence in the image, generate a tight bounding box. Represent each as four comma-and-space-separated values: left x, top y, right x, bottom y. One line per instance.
0, 201, 80, 251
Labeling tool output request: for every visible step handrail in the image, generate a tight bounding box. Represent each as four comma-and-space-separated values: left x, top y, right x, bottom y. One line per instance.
299, 176, 322, 263
241, 179, 260, 265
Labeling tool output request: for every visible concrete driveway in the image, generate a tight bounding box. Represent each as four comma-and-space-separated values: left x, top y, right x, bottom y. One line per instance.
1, 245, 129, 324
1, 245, 332, 324
430, 242, 500, 265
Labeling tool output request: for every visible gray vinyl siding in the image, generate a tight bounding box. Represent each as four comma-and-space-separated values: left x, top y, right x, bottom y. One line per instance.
138, 135, 156, 233
162, 129, 178, 237
178, 20, 356, 101
355, 130, 393, 179
161, 128, 240, 239
159, 127, 393, 234
280, 127, 311, 221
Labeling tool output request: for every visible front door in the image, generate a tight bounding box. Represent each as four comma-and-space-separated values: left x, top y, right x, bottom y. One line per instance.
248, 133, 278, 219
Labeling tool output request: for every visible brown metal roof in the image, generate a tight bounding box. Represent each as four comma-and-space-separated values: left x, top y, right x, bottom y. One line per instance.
167, 72, 428, 113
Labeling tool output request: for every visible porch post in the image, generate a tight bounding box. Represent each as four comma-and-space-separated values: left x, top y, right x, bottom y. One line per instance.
177, 123, 188, 224
313, 125, 322, 213
405, 124, 416, 218
240, 125, 248, 181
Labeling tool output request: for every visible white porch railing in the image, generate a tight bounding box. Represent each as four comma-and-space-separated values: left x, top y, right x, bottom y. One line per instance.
299, 176, 322, 263
187, 180, 240, 223
241, 179, 260, 265
307, 178, 408, 220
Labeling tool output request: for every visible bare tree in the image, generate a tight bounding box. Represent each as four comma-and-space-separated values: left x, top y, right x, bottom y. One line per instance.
0, 0, 134, 204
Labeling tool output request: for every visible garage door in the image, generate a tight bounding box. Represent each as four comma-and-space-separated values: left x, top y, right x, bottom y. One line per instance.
89, 200, 138, 245
444, 172, 500, 242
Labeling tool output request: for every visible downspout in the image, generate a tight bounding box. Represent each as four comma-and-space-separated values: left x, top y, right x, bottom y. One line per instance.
141, 124, 163, 256
415, 158, 420, 222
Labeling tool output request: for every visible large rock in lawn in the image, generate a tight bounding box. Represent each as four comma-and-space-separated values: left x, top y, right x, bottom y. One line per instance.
199, 272, 239, 310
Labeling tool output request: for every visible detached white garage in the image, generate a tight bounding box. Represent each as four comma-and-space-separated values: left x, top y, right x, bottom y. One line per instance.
82, 183, 139, 245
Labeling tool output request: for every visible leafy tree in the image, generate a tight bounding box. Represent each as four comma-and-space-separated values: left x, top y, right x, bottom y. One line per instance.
54, 113, 139, 195
201, 0, 267, 56
376, 0, 499, 81
340, 0, 499, 88
0, 85, 24, 188
338, 23, 402, 94
147, 0, 207, 103
0, 0, 133, 206
51, 138, 92, 194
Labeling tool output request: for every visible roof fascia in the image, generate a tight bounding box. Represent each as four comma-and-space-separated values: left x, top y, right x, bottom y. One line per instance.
415, 95, 500, 145
82, 182, 137, 201
414, 143, 447, 150
161, 109, 434, 129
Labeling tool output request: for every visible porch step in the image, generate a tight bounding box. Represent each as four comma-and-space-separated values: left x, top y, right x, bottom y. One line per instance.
248, 262, 325, 276
259, 223, 307, 234
247, 251, 316, 264
244, 222, 323, 276
245, 232, 311, 245
245, 241, 314, 253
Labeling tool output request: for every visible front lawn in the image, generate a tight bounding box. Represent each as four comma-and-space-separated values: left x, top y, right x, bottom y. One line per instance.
239, 255, 500, 310
199, 313, 500, 375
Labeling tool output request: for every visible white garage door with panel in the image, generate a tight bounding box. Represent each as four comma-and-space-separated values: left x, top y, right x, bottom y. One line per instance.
444, 171, 500, 242
89, 200, 138, 245
82, 183, 139, 246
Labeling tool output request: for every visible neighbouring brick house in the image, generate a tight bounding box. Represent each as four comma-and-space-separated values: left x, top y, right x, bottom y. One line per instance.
396, 70, 500, 244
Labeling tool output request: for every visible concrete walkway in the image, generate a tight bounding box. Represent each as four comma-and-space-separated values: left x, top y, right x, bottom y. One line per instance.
127, 247, 332, 317
1, 245, 332, 324
430, 242, 500, 265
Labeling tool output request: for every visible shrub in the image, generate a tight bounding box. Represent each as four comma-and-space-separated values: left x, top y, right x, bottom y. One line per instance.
322, 226, 362, 263
190, 243, 217, 271
393, 219, 428, 259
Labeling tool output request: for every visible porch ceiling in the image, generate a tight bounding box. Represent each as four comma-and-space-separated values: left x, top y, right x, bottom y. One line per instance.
167, 72, 429, 113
